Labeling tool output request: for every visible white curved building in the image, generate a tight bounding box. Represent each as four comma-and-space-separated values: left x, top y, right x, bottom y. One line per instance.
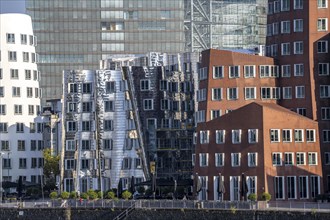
0, 14, 44, 186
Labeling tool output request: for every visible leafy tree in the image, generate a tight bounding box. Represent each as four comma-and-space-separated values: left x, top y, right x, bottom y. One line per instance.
49, 192, 58, 199
43, 149, 60, 191
247, 193, 257, 201
106, 191, 116, 199
260, 192, 271, 201
70, 191, 77, 199
122, 190, 132, 200
87, 190, 98, 200
81, 193, 89, 200
60, 191, 70, 200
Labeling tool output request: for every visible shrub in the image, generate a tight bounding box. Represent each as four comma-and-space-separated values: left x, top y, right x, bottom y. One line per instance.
248, 193, 257, 201
260, 192, 271, 201
87, 190, 98, 200
97, 191, 104, 199
60, 191, 70, 200
121, 190, 132, 200
106, 191, 116, 199
70, 191, 77, 199
49, 192, 58, 199
81, 193, 89, 200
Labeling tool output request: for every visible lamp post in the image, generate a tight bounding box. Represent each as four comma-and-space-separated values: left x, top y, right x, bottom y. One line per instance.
0, 152, 5, 204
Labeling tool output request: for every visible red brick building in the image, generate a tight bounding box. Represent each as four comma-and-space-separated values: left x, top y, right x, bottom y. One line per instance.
266, 0, 330, 191
194, 102, 322, 201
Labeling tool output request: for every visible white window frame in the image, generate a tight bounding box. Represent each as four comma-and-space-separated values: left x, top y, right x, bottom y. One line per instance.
274, 176, 285, 199
308, 152, 318, 165
229, 66, 240, 78
284, 152, 294, 166
293, 19, 303, 32
244, 87, 256, 100
282, 129, 292, 142
306, 129, 316, 142
200, 130, 210, 144
295, 86, 305, 98
199, 153, 209, 167
248, 129, 258, 143
244, 65, 255, 78
270, 129, 280, 142
213, 66, 224, 79
317, 18, 328, 31
231, 153, 241, 167
248, 152, 258, 167
294, 41, 303, 54
215, 130, 225, 144
296, 152, 306, 165
232, 129, 242, 144
215, 153, 225, 167
281, 43, 290, 55
227, 88, 238, 100
317, 40, 328, 53
294, 129, 304, 142
212, 88, 223, 101
143, 99, 154, 110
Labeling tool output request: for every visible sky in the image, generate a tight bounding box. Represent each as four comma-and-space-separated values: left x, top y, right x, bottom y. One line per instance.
0, 0, 25, 14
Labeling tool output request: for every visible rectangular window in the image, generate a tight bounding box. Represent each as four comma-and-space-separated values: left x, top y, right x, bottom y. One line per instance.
81, 140, 91, 150
66, 140, 75, 151
294, 41, 303, 54
287, 176, 297, 199
27, 87, 33, 97
10, 69, 19, 79
67, 102, 77, 113
215, 153, 224, 167
21, 34, 27, 44
23, 52, 29, 62
244, 65, 255, 78
82, 83, 92, 93
261, 87, 271, 99
69, 84, 78, 93
16, 122, 24, 133
159, 80, 168, 91
323, 130, 330, 143
322, 107, 330, 120
282, 129, 292, 142
143, 99, 153, 110
210, 110, 221, 120
294, 129, 304, 142
199, 153, 209, 167
274, 176, 285, 199
281, 0, 290, 11
0, 105, 6, 115
104, 100, 114, 112
14, 105, 22, 115
140, 79, 150, 91
227, 88, 238, 100
319, 63, 329, 75
318, 0, 328, 8
19, 158, 27, 169
103, 139, 113, 150
318, 18, 328, 31
283, 87, 292, 99
104, 120, 113, 131
325, 152, 330, 165
245, 87, 256, 100
105, 81, 115, 93
6, 33, 15, 43
231, 153, 241, 167
248, 152, 258, 167
293, 19, 303, 32
229, 66, 240, 78
294, 63, 304, 76
281, 65, 291, 77
295, 86, 305, 98
284, 152, 294, 166
232, 129, 242, 144
320, 85, 330, 98
308, 152, 317, 165
272, 87, 280, 100
270, 129, 280, 142
81, 121, 91, 132
294, 0, 303, 9
273, 153, 282, 166
310, 176, 320, 198
1, 140, 9, 151
299, 176, 308, 199
306, 129, 316, 142
8, 51, 17, 61
212, 88, 223, 101
213, 66, 224, 79
297, 108, 307, 116
12, 87, 21, 97
200, 130, 210, 144
196, 89, 206, 102
25, 70, 31, 80
317, 40, 328, 53
273, 22, 279, 35
28, 105, 34, 115
30, 140, 36, 151
67, 121, 77, 132
281, 20, 290, 33
281, 43, 290, 55
0, 123, 8, 133
17, 140, 25, 151
248, 129, 258, 143
215, 130, 225, 144
0, 87, 4, 97
296, 152, 306, 165
198, 67, 208, 80
65, 159, 75, 170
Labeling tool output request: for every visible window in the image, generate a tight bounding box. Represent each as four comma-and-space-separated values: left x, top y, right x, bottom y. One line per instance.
106, 81, 115, 93
287, 176, 297, 199
81, 121, 91, 132
281, 0, 290, 11
294, 19, 303, 32
323, 130, 330, 142
103, 100, 114, 112
227, 88, 238, 100
244, 87, 256, 100
196, 89, 206, 101
67, 102, 77, 113
297, 108, 307, 116
0, 105, 6, 115
103, 139, 113, 150
318, 18, 328, 31
282, 129, 292, 142
104, 120, 113, 131
0, 87, 4, 97
308, 152, 317, 165
10, 69, 19, 79
244, 65, 255, 78
229, 66, 240, 78
21, 34, 27, 44
318, 0, 328, 8
25, 70, 31, 80
66, 140, 75, 151
65, 159, 75, 170
294, 41, 303, 54
248, 129, 258, 143
261, 87, 271, 99
281, 65, 291, 77
294, 129, 304, 142
299, 176, 308, 199
294, 0, 303, 9
81, 101, 92, 112
16, 122, 24, 133
215, 130, 225, 144
82, 83, 92, 93
28, 105, 34, 115
140, 79, 150, 91
213, 66, 224, 78
215, 153, 224, 167
3, 158, 11, 169
281, 21, 290, 33
320, 85, 330, 98
12, 87, 21, 97
306, 129, 316, 142
195, 110, 205, 123
310, 176, 320, 198
0, 123, 8, 133
69, 84, 78, 93
274, 176, 285, 199
8, 51, 17, 61
281, 43, 290, 55
198, 67, 208, 80
67, 121, 77, 132
317, 40, 328, 53
200, 130, 209, 144
295, 86, 305, 98
210, 110, 221, 120
19, 158, 27, 169
199, 153, 209, 167
17, 140, 25, 151
294, 64, 304, 76
283, 87, 292, 99
30, 140, 36, 151
143, 99, 153, 110
273, 153, 282, 166
27, 87, 33, 97
7, 33, 15, 43
321, 107, 330, 120
248, 152, 258, 167
0, 69, 2, 79
81, 140, 91, 150
212, 88, 223, 101
274, 1, 280, 12
134, 158, 141, 169
23, 52, 29, 62
273, 87, 281, 99
14, 105, 22, 115
270, 129, 280, 142
284, 152, 294, 166
319, 63, 329, 75
325, 152, 330, 165
1, 141, 9, 151
273, 22, 279, 35
296, 152, 306, 165
231, 153, 241, 167
232, 129, 241, 144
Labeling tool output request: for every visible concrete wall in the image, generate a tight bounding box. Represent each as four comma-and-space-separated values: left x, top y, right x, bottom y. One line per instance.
1, 208, 330, 220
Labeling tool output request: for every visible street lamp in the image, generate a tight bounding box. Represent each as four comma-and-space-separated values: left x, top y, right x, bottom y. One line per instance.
0, 152, 5, 204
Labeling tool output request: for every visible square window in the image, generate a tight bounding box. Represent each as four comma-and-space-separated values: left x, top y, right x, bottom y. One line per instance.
213, 66, 224, 78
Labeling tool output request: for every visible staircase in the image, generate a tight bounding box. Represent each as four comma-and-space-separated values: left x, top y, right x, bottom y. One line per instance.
113, 201, 137, 220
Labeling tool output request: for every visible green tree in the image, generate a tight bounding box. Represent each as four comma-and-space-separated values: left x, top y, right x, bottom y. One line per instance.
122, 190, 132, 200
87, 190, 98, 200
43, 149, 60, 191
49, 192, 58, 199
60, 191, 70, 200
106, 191, 116, 199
